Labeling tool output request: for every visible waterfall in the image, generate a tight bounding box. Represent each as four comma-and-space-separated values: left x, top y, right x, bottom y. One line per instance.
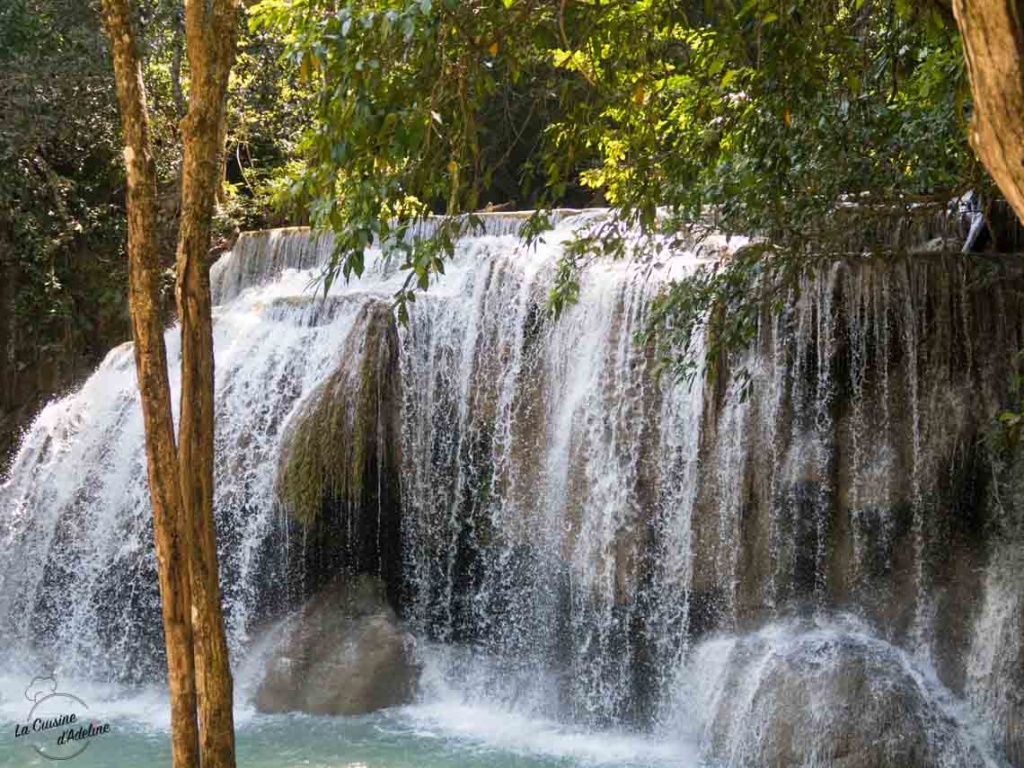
0, 253, 380, 681
3, 213, 1024, 765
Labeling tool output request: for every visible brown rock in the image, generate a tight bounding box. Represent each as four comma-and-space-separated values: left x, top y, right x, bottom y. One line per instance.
255, 576, 419, 716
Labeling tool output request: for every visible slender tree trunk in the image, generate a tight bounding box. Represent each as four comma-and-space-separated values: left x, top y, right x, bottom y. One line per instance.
176, 2, 240, 767
99, 4, 200, 768
953, 0, 1024, 224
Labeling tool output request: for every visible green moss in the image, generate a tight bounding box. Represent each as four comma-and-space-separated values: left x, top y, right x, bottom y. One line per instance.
277, 301, 400, 526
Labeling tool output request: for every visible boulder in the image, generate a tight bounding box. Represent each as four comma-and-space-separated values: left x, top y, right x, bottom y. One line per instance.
254, 576, 419, 716
683, 623, 987, 768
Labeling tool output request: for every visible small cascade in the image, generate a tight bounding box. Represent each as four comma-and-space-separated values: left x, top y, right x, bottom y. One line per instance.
3, 213, 1024, 765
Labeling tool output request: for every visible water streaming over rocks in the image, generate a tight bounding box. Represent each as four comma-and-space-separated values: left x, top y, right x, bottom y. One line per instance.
3, 212, 1024, 766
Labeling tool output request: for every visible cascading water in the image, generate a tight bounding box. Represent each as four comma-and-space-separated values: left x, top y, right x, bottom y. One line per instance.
2, 212, 1024, 767
397, 221, 707, 729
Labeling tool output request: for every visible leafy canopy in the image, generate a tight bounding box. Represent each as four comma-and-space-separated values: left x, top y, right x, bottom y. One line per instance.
251, 0, 977, 368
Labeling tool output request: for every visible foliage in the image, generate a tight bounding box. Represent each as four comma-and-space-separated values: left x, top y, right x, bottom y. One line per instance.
0, 0, 309, 465
131, 0, 313, 228
251, 0, 982, 376
992, 351, 1024, 454
629, 0, 979, 378
249, 0, 585, 309
277, 302, 398, 524
0, 0, 992, 410
219, 14, 317, 229
0, 0, 129, 370
0, 0, 310, 351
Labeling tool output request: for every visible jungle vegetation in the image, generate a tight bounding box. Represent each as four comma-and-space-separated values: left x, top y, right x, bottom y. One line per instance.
5, 1, 1024, 426
249, 0, 1016, 372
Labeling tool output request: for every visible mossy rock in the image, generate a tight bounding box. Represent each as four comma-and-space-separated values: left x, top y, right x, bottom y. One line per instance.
275, 300, 404, 601
277, 299, 401, 527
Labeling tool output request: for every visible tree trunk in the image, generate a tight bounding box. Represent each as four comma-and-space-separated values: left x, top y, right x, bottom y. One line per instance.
176, 2, 240, 768
99, 4, 200, 768
953, 0, 1024, 224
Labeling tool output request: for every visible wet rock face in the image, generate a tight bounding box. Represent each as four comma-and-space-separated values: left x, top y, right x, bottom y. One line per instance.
967, 540, 1024, 766
686, 625, 987, 768
255, 576, 420, 716
690, 256, 1023, 669
275, 299, 404, 609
